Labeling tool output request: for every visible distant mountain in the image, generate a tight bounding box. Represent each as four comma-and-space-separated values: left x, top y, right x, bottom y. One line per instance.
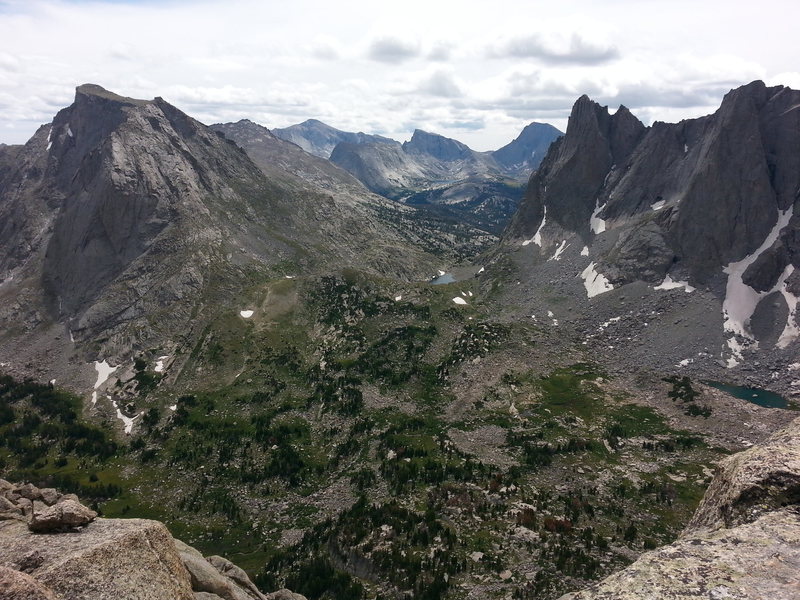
491, 122, 563, 175
210, 119, 368, 193
272, 118, 395, 158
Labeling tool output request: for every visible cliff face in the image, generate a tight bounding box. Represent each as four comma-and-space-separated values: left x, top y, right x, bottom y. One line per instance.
507, 81, 800, 285
0, 479, 302, 600
559, 417, 800, 600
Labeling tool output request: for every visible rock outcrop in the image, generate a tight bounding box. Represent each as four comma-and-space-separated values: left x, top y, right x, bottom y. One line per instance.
557, 417, 800, 599
0, 480, 304, 600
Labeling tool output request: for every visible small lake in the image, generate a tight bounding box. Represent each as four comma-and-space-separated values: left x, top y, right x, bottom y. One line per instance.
430, 273, 456, 285
703, 380, 788, 409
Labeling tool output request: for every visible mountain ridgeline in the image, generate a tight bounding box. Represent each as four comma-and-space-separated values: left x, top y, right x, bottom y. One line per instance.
1, 80, 800, 600
272, 118, 562, 233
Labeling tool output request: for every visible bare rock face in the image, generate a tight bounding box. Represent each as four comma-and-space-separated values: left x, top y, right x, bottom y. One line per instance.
28, 499, 97, 533
506, 81, 800, 286
0, 518, 194, 600
685, 416, 800, 534
560, 508, 800, 600
557, 417, 800, 600
0, 565, 60, 600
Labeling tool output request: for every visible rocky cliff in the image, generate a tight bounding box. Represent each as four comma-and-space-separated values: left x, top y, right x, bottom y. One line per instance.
503, 81, 800, 371
558, 416, 800, 599
0, 479, 303, 600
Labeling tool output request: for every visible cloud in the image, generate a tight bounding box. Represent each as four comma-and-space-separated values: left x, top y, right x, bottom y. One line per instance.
427, 41, 453, 61
0, 52, 20, 71
310, 36, 342, 60
418, 70, 461, 98
367, 36, 419, 64
489, 33, 619, 65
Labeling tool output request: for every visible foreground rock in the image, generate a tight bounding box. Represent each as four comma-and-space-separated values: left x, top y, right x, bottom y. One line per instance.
28, 499, 97, 533
0, 481, 305, 600
558, 417, 800, 599
0, 517, 194, 600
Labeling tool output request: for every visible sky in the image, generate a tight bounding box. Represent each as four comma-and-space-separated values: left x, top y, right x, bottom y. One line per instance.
0, 0, 798, 150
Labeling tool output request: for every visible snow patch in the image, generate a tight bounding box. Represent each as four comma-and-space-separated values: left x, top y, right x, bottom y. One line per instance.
46, 127, 52, 151
651, 200, 665, 211
394, 295, 402, 302
549, 240, 568, 261
66, 125, 73, 138
580, 262, 614, 298
154, 356, 169, 373
590, 202, 606, 234
49, 379, 56, 385
284, 275, 295, 279
477, 266, 485, 274
93, 360, 117, 389
111, 398, 139, 435
722, 208, 794, 364
654, 275, 695, 293
580, 246, 589, 257
677, 358, 694, 367
522, 206, 547, 247
452, 297, 468, 305
240, 309, 254, 318
438, 270, 446, 276
169, 404, 177, 411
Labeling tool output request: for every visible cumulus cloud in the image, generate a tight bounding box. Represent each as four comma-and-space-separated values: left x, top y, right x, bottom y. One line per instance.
427, 41, 454, 61
367, 36, 419, 63
489, 33, 619, 65
418, 70, 462, 98
310, 36, 342, 60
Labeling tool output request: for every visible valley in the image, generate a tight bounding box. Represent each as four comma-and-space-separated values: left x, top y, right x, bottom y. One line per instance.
1, 81, 799, 600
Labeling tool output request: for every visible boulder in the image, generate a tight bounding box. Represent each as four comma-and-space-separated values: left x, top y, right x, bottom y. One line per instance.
0, 566, 60, 600
39, 489, 59, 506
558, 416, 800, 600
28, 499, 97, 533
206, 555, 266, 600
180, 553, 252, 600
685, 416, 800, 534
559, 508, 800, 600
0, 517, 194, 600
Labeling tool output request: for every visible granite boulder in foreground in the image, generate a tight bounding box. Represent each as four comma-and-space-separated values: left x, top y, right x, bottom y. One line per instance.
559, 417, 800, 599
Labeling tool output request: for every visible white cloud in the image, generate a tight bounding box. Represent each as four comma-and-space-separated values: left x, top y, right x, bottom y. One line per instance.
367, 36, 420, 64
418, 70, 462, 98
489, 32, 619, 65
0, 0, 797, 150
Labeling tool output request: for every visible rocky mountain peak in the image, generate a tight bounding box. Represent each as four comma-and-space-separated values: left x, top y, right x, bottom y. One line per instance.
402, 129, 472, 161
490, 122, 563, 174
75, 83, 150, 107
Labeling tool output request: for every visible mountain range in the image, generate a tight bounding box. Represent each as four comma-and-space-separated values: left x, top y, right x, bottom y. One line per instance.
1, 80, 799, 600
271, 117, 562, 232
